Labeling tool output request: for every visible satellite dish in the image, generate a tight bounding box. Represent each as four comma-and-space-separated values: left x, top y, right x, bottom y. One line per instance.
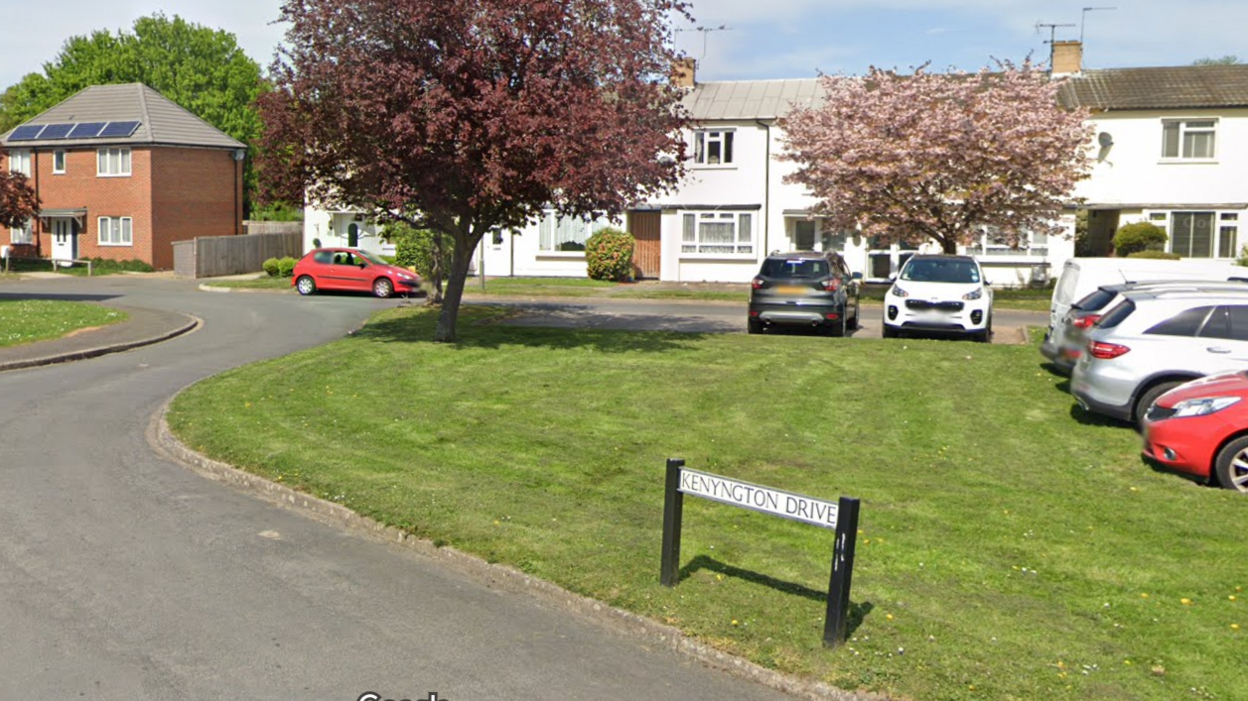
1098, 131, 1114, 148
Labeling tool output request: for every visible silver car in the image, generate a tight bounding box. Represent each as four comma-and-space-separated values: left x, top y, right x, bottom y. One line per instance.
1047, 280, 1248, 375
1071, 288, 1248, 426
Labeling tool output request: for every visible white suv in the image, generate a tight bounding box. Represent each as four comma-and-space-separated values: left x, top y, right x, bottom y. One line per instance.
1072, 288, 1248, 426
883, 255, 993, 342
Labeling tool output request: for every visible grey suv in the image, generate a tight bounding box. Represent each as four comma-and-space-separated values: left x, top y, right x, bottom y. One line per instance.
748, 251, 862, 336
1071, 288, 1248, 426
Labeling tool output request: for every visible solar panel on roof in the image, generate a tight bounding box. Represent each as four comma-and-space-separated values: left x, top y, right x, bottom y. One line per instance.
68, 122, 107, 139
8, 125, 45, 141
37, 123, 74, 139
98, 121, 140, 138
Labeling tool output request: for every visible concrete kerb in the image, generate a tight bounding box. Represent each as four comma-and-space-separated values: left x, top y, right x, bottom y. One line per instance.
150, 397, 888, 701
0, 314, 201, 373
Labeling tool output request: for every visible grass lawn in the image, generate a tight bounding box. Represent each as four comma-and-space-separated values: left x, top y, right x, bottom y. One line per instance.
203, 277, 294, 291
167, 308, 1245, 701
0, 300, 128, 348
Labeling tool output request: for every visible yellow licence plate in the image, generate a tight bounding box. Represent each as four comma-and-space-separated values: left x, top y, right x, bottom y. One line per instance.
776, 285, 807, 294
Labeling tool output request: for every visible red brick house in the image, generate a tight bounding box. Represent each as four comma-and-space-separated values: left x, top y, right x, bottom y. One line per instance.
1, 83, 245, 270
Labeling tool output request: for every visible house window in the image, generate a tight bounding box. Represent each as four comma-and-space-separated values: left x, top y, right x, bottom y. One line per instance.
10, 218, 33, 244
53, 150, 66, 174
7, 149, 31, 176
693, 130, 734, 166
98, 216, 133, 246
537, 211, 611, 252
1161, 120, 1216, 159
967, 228, 1048, 257
1170, 212, 1216, 258
97, 148, 131, 176
681, 211, 753, 255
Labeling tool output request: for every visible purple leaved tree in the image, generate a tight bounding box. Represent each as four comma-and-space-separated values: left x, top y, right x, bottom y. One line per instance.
781, 61, 1092, 254
258, 0, 692, 341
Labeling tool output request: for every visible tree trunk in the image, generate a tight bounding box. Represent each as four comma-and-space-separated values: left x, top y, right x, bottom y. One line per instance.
430, 231, 446, 304
434, 238, 476, 343
941, 236, 959, 254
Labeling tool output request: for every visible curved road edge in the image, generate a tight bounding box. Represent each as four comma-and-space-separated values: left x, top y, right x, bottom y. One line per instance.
149, 396, 883, 701
0, 312, 201, 373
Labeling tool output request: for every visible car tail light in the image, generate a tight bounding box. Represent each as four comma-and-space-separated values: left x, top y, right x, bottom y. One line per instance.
752, 277, 765, 290
1073, 314, 1102, 329
822, 278, 842, 292
1088, 341, 1130, 359
824, 312, 840, 320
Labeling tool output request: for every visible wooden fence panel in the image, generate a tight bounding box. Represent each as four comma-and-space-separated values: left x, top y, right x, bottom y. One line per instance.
176, 232, 304, 278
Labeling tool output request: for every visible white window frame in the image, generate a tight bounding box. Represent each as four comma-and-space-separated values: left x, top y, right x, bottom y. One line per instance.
681, 211, 754, 256
10, 218, 33, 244
1161, 119, 1217, 160
966, 228, 1049, 258
1151, 210, 1242, 259
8, 149, 32, 176
692, 129, 735, 167
97, 147, 132, 177
53, 150, 66, 174
98, 216, 133, 246
536, 211, 613, 254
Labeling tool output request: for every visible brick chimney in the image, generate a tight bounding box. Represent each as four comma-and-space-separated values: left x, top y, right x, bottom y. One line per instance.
1051, 40, 1083, 77
671, 57, 696, 88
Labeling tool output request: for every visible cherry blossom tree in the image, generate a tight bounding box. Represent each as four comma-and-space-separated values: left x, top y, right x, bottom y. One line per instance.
781, 61, 1092, 254
0, 171, 39, 230
258, 0, 691, 342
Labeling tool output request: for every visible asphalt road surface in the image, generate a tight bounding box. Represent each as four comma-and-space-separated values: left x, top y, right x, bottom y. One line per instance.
0, 277, 802, 701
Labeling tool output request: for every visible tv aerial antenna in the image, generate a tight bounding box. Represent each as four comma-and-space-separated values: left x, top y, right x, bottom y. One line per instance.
676, 25, 732, 63
1035, 21, 1076, 46
1080, 7, 1117, 44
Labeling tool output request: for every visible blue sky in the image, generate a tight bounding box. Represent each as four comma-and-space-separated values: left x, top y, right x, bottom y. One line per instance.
1, 0, 1244, 89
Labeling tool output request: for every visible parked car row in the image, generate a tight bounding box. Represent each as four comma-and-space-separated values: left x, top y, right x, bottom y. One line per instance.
1059, 283, 1248, 494
747, 252, 994, 342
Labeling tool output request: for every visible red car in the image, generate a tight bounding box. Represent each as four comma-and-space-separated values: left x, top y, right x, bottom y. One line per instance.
291, 248, 421, 298
1141, 371, 1248, 493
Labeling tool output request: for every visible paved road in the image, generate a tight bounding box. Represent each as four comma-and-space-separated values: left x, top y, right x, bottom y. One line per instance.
483, 296, 1046, 342
0, 277, 799, 701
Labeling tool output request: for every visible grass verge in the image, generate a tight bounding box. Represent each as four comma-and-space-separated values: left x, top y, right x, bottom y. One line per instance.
0, 300, 128, 347
167, 307, 1244, 701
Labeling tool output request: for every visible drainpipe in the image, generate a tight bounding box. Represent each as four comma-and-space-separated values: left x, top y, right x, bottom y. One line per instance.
756, 120, 771, 256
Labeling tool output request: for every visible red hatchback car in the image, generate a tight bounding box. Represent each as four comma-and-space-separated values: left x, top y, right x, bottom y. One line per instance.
1141, 371, 1248, 493
292, 248, 421, 298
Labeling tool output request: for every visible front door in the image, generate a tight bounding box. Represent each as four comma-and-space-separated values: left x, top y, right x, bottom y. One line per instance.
628, 210, 661, 279
51, 219, 78, 264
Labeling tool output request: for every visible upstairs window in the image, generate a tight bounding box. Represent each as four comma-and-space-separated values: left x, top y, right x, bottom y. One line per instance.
1161, 119, 1216, 159
53, 150, 66, 174
7, 149, 31, 176
693, 130, 734, 166
97, 147, 131, 176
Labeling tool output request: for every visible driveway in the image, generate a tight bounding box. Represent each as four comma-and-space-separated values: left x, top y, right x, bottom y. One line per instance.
0, 276, 800, 701
479, 296, 1044, 343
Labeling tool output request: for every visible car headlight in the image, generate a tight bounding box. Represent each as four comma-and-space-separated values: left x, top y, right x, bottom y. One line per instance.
963, 287, 983, 301
890, 285, 909, 298
1171, 396, 1241, 418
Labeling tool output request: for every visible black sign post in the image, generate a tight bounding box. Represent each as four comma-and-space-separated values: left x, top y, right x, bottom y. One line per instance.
659, 458, 860, 649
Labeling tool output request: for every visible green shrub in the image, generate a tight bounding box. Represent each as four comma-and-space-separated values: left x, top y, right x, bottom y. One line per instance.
584, 227, 634, 282
262, 257, 281, 277
1237, 245, 1248, 268
1127, 250, 1181, 260
383, 221, 453, 276
1113, 222, 1168, 256
86, 258, 156, 273
278, 257, 297, 277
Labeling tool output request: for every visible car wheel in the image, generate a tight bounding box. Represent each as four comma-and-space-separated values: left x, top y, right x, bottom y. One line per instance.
295, 275, 316, 296
882, 324, 898, 339
847, 305, 860, 331
747, 318, 763, 335
826, 313, 847, 338
975, 325, 992, 343
373, 278, 394, 298
1133, 381, 1183, 430
1213, 435, 1248, 493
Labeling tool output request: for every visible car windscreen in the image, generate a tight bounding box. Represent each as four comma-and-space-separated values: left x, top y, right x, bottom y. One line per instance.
761, 258, 829, 279
354, 250, 389, 266
899, 259, 980, 284
1073, 288, 1119, 312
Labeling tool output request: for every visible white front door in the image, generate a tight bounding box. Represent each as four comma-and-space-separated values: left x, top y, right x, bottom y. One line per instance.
51, 219, 77, 263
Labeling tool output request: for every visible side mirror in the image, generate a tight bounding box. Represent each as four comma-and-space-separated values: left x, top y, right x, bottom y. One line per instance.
887, 274, 897, 283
